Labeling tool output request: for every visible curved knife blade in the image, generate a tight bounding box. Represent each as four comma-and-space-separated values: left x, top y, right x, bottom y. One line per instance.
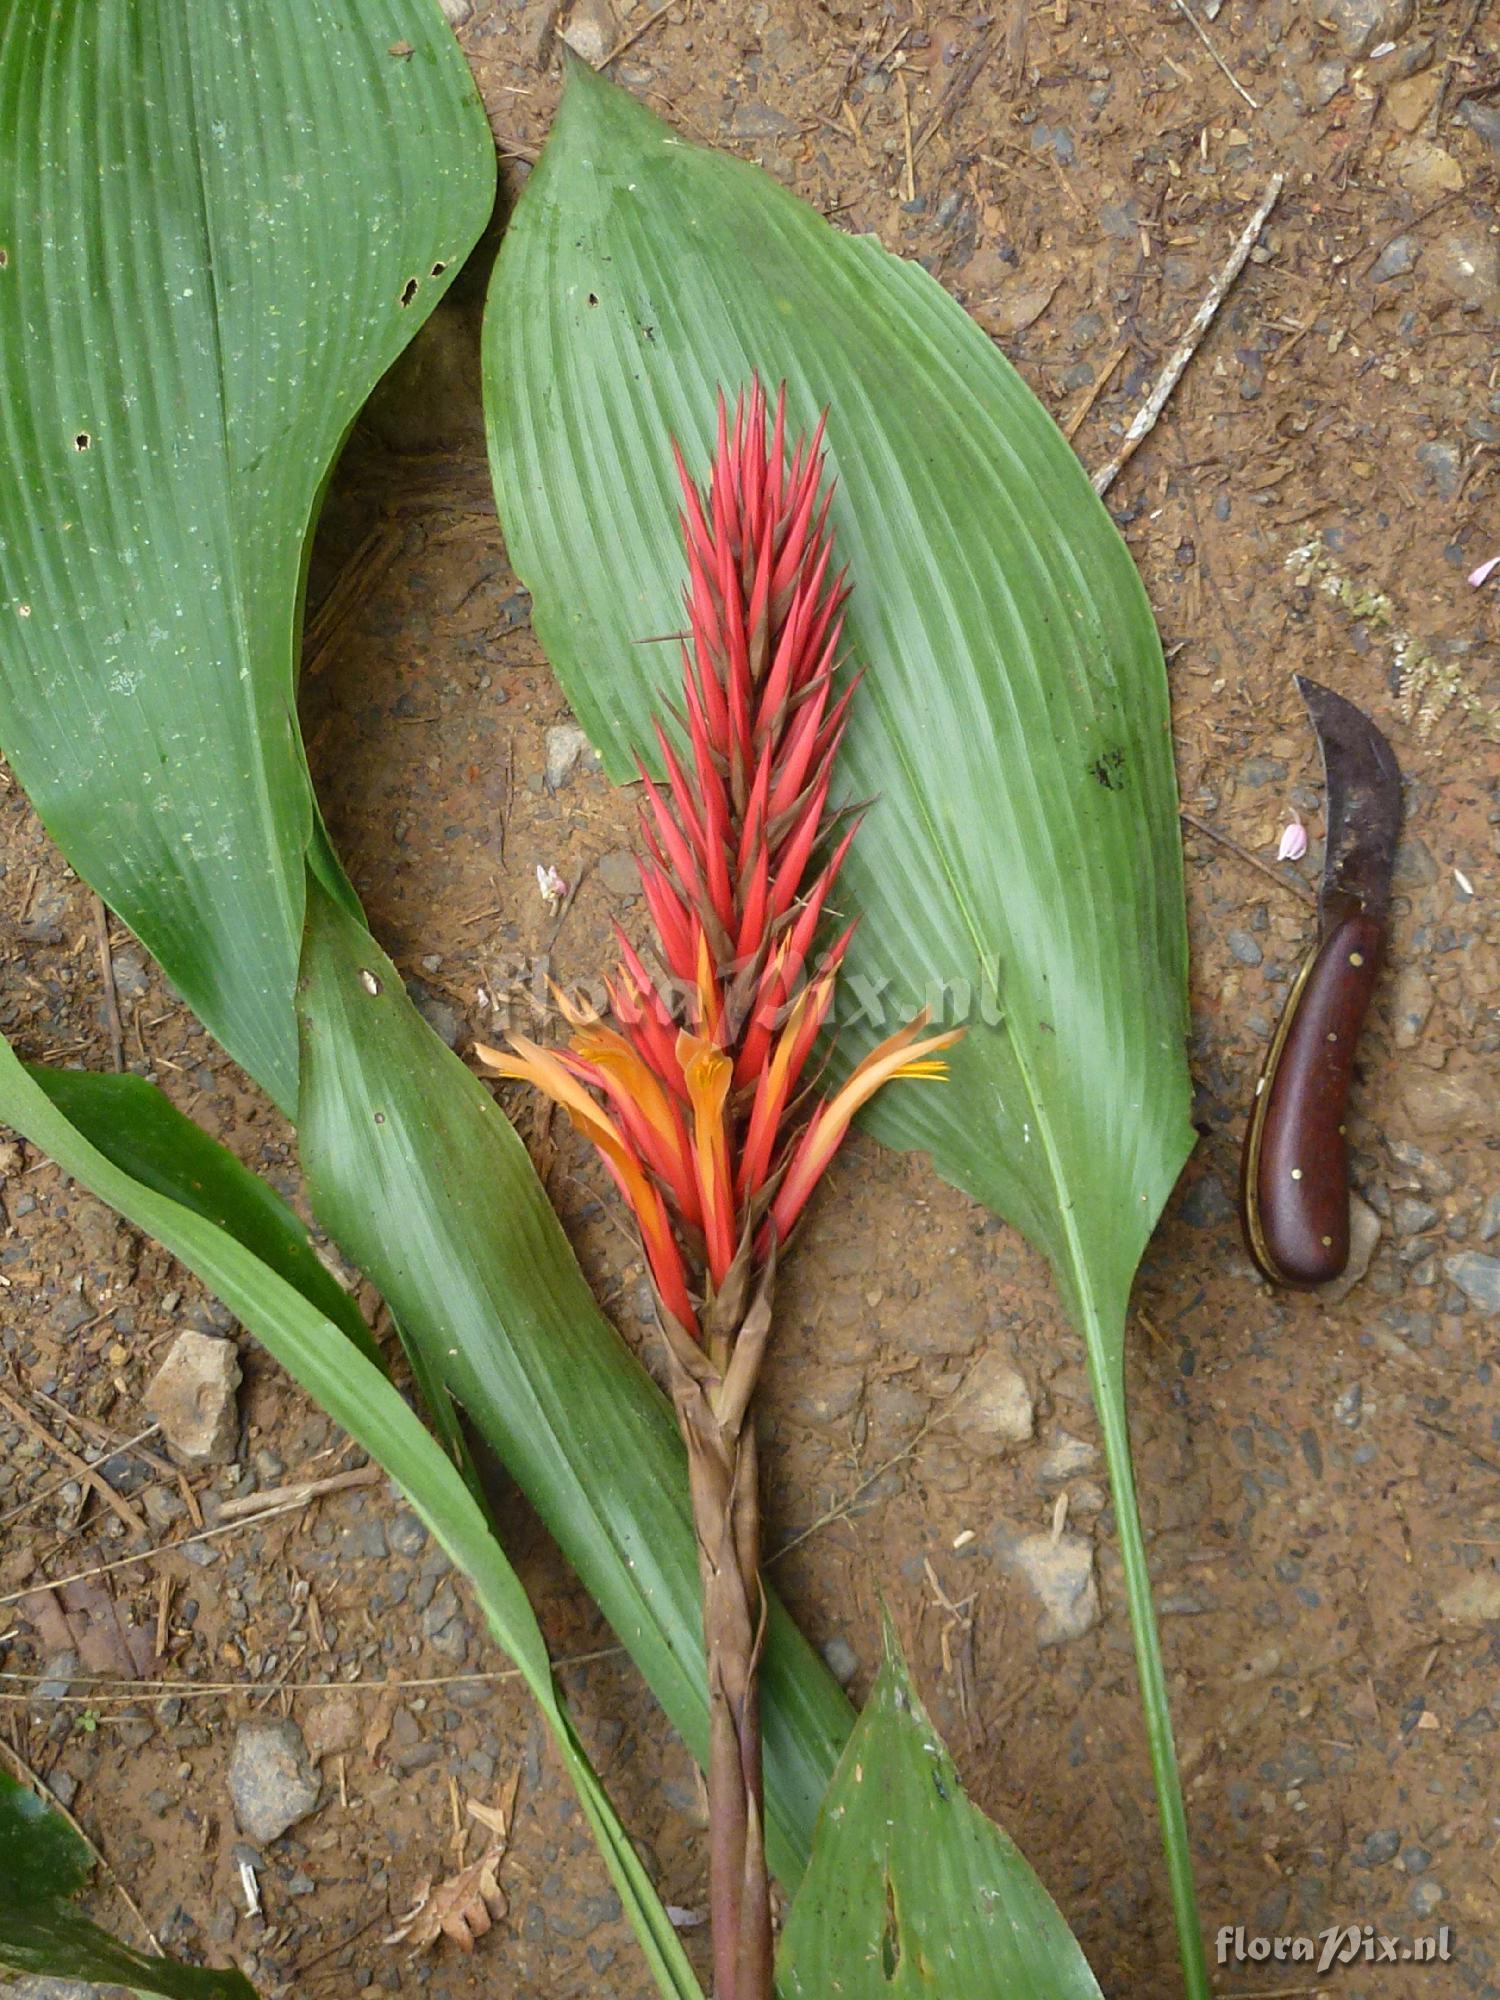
1241, 678, 1404, 1287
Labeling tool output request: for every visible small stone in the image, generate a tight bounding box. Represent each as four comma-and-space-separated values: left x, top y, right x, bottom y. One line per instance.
301, 1691, 360, 1761
1415, 439, 1462, 499
1393, 1197, 1438, 1236
1430, 225, 1500, 314
229, 1719, 320, 1843
543, 723, 599, 789
1478, 1192, 1500, 1244
1389, 965, 1434, 1048
596, 850, 641, 899
145, 1331, 241, 1465
1327, 0, 1413, 57
1037, 1432, 1099, 1484
1357, 1827, 1402, 1867
729, 99, 799, 141
1410, 1878, 1444, 1918
1310, 60, 1347, 105
821, 1637, 859, 1686
1445, 1253, 1500, 1315
410, 985, 462, 1050
388, 1509, 428, 1557
1227, 928, 1263, 966
1238, 754, 1286, 787
988, 277, 1059, 337
1438, 1570, 1500, 1625
999, 1530, 1100, 1645
34, 1650, 79, 1703
1397, 140, 1464, 200
1458, 99, 1500, 158
1387, 1137, 1455, 1195
1386, 69, 1441, 132
556, 0, 616, 66
1333, 1382, 1363, 1428
949, 1352, 1034, 1448
1370, 234, 1417, 283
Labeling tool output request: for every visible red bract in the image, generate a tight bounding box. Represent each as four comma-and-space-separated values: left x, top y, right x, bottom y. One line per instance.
478, 379, 959, 1341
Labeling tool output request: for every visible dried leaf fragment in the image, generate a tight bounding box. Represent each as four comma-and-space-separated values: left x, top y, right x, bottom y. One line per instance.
385, 1840, 508, 1954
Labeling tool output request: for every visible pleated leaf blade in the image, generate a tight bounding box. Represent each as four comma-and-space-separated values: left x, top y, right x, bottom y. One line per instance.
0, 0, 495, 1111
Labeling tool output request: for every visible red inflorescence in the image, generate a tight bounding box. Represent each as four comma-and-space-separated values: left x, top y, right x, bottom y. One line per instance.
479, 380, 958, 1338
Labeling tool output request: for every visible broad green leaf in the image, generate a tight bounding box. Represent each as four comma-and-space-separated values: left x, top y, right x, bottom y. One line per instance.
28, 1065, 383, 1371
295, 872, 851, 1888
0, 0, 495, 1113
482, 64, 1205, 1996
0, 1768, 258, 1997
0, 1041, 703, 2000
777, 1623, 1103, 1999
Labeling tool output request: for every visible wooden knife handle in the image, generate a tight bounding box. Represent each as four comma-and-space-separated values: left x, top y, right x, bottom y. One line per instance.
1241, 911, 1384, 1288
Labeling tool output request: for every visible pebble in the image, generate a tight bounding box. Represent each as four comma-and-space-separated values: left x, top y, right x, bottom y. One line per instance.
1410, 1879, 1444, 1917
1333, 1382, 1364, 1428
1430, 226, 1500, 314
1387, 1137, 1455, 1195
543, 724, 599, 790
1309, 59, 1348, 105
1371, 234, 1418, 283
387, 1509, 428, 1556
228, 1719, 320, 1843
1357, 1827, 1401, 1867
821, 1636, 859, 1686
1327, 0, 1413, 57
1458, 98, 1500, 157
949, 1352, 1034, 1448
1393, 1197, 1438, 1236
144, 1331, 241, 1465
729, 99, 799, 141
1438, 1570, 1500, 1625
1415, 439, 1462, 499
1037, 1432, 1099, 1483
596, 849, 641, 899
1444, 1253, 1500, 1315
998, 1530, 1100, 1645
1227, 928, 1263, 966
1389, 965, 1434, 1048
1478, 1193, 1500, 1244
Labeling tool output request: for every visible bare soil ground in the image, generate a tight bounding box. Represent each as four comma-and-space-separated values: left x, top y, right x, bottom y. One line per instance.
3, 2, 1498, 1996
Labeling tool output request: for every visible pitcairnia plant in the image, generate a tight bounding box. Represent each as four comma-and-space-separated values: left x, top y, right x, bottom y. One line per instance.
479, 379, 959, 1999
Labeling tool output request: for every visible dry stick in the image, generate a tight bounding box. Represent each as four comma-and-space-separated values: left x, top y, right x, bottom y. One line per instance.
1091, 173, 1284, 498
600, 0, 678, 67
1179, 809, 1316, 908
1063, 340, 1131, 440
912, 18, 1002, 156
0, 1384, 147, 1540
0, 1422, 162, 1530
92, 893, 125, 1073
0, 1646, 629, 1702
214, 1462, 381, 1522
1169, 0, 1260, 109
0, 1735, 162, 1951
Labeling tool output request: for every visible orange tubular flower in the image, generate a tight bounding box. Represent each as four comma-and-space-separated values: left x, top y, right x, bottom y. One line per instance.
478, 377, 959, 1344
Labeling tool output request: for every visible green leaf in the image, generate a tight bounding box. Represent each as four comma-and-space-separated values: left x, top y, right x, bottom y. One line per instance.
0, 1768, 259, 1996
0, 0, 495, 1112
295, 871, 852, 1888
777, 1623, 1104, 1999
27, 1065, 384, 1372
482, 63, 1205, 1996
0, 1041, 703, 2000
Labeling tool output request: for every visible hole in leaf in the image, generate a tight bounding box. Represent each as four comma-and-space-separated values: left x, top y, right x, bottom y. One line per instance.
0, 247, 9, 268
73, 432, 91, 451
880, 1871, 901, 1981
430, 261, 447, 278
399, 277, 418, 307
587, 292, 599, 307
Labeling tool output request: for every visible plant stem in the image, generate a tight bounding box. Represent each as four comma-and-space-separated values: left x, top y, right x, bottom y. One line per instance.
1091, 1347, 1210, 2000
666, 1323, 774, 2000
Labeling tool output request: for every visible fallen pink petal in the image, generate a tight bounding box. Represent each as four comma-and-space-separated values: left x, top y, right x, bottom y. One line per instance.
1276, 818, 1308, 863
1467, 554, 1500, 588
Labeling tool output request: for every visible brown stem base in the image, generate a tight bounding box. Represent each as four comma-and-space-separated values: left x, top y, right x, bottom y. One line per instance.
659, 1263, 776, 2000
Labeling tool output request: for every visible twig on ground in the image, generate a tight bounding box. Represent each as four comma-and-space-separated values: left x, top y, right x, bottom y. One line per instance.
0, 1647, 628, 1702
92, 894, 125, 1073
0, 1735, 162, 1951
898, 70, 916, 201
913, 19, 1002, 156
1179, 810, 1316, 907
0, 1384, 147, 1540
1063, 341, 1131, 440
0, 1422, 163, 1529
214, 1463, 382, 1523
1169, 0, 1260, 109
1091, 173, 1284, 497
600, 0, 678, 67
